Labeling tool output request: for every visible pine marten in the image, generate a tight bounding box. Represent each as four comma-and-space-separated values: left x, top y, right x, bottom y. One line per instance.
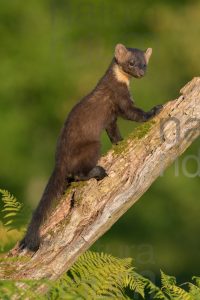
20, 43, 163, 251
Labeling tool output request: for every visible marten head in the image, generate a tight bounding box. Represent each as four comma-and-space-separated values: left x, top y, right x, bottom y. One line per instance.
114, 43, 152, 80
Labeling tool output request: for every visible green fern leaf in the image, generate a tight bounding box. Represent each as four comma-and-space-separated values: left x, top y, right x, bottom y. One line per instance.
54, 251, 135, 299
193, 277, 200, 288
161, 270, 193, 300
0, 188, 22, 231
41, 252, 200, 299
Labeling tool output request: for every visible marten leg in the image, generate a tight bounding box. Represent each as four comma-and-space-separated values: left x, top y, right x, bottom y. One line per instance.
106, 120, 123, 144
68, 141, 107, 181
119, 99, 163, 122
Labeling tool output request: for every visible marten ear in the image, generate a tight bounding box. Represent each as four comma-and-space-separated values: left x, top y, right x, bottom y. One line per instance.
115, 43, 128, 63
145, 48, 152, 64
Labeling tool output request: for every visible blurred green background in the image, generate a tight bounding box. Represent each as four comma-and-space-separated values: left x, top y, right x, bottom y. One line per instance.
0, 0, 199, 283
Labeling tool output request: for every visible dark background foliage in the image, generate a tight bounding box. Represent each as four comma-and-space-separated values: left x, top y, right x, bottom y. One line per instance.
0, 0, 199, 283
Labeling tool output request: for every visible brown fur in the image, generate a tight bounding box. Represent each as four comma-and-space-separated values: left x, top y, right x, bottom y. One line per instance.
20, 44, 162, 251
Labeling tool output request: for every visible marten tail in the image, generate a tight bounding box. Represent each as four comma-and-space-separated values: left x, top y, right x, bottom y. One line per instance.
19, 165, 68, 251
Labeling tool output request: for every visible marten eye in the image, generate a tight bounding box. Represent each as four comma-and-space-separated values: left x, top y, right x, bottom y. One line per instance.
129, 61, 135, 67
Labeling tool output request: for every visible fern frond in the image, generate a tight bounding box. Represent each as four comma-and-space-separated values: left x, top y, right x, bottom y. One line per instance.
54, 251, 135, 299
0, 189, 22, 231
54, 251, 171, 299
187, 277, 200, 300
55, 252, 200, 300
161, 270, 193, 300
188, 282, 200, 300
126, 271, 167, 299
193, 277, 200, 288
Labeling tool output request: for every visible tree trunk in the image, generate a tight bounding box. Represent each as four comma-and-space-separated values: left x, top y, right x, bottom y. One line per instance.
1, 77, 200, 280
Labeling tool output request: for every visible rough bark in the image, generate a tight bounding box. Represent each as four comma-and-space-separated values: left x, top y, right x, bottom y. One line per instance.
1, 77, 200, 281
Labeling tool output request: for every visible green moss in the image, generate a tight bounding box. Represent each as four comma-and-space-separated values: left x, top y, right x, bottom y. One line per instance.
64, 181, 87, 207
112, 138, 129, 155
74, 192, 83, 206
0, 255, 31, 278
58, 214, 72, 231
50, 181, 87, 212
65, 181, 86, 195
0, 262, 17, 277
112, 120, 155, 155
130, 120, 155, 139
2, 266, 16, 277
0, 256, 31, 263
0, 279, 48, 298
